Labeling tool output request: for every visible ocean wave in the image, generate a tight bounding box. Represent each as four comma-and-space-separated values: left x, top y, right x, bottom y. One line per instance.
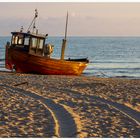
86, 67, 140, 71
0, 58, 5, 61
89, 60, 140, 64
83, 72, 140, 79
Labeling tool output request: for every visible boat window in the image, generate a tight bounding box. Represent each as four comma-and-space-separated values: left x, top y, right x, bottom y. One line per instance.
15, 36, 18, 44
12, 35, 16, 44
12, 36, 18, 44
12, 35, 24, 45
31, 38, 37, 48
24, 37, 30, 46
38, 39, 44, 49
18, 36, 23, 45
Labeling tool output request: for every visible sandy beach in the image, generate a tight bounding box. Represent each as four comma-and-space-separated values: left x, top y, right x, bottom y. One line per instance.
0, 71, 140, 137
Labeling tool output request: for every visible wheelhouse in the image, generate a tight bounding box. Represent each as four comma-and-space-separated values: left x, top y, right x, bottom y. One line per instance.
11, 32, 47, 56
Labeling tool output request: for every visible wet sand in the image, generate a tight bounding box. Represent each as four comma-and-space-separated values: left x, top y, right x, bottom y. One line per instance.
0, 71, 140, 137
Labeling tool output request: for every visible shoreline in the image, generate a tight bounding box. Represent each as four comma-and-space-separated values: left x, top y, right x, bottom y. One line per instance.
1, 70, 137, 80
1, 70, 140, 80
0, 71, 140, 137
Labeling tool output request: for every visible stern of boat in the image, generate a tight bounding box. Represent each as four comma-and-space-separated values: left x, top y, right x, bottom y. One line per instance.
5, 42, 13, 70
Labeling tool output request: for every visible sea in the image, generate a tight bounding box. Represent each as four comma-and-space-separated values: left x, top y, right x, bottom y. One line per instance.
0, 36, 140, 79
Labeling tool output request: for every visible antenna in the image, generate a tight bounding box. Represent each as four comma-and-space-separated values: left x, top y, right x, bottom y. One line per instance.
20, 26, 23, 32
27, 9, 38, 33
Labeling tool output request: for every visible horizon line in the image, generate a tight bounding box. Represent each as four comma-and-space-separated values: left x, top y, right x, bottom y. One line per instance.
1, 35, 140, 37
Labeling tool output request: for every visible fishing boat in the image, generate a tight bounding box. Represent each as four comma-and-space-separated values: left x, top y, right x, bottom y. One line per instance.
5, 10, 89, 75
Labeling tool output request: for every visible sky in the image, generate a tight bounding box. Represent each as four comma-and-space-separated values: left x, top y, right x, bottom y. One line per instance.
1, 3, 140, 36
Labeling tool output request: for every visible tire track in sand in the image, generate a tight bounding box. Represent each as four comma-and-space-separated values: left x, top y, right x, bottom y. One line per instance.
0, 84, 77, 138
61, 88, 140, 126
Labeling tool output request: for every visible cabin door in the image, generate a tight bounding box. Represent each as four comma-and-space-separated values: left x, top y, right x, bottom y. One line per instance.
29, 37, 44, 56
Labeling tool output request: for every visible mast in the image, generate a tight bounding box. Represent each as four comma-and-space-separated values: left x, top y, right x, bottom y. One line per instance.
61, 12, 68, 60
64, 11, 68, 40
27, 9, 38, 33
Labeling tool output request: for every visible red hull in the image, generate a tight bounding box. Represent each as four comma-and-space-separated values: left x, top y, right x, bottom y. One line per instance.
5, 47, 88, 75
